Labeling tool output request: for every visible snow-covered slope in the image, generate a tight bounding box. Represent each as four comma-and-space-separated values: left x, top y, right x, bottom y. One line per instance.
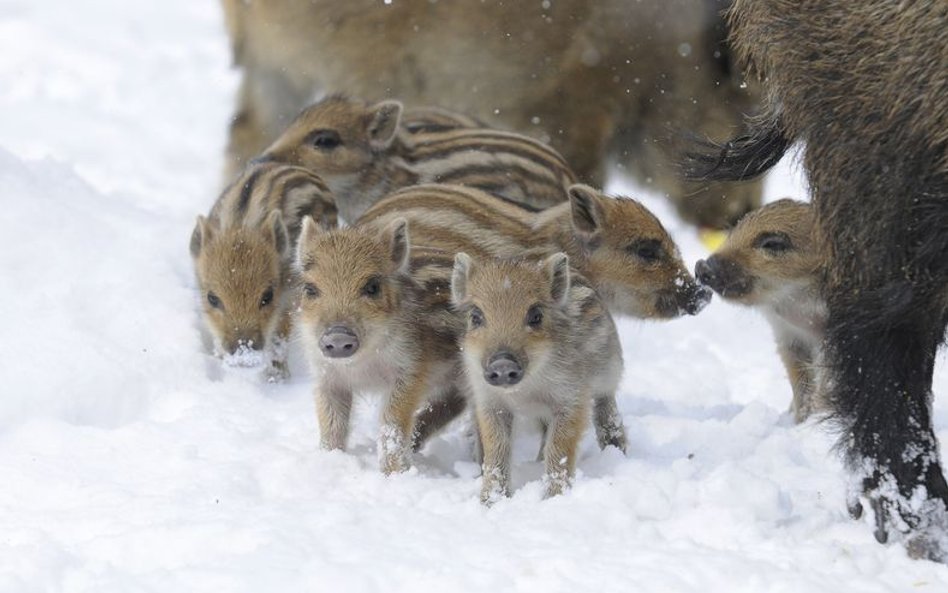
1, 1, 946, 591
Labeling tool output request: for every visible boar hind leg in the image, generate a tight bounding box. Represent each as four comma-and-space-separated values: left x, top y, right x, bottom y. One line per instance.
411, 386, 467, 452
264, 310, 294, 383
829, 305, 948, 561
592, 394, 627, 454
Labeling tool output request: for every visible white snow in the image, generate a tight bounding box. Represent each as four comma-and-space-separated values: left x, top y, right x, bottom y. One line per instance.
1, 1, 946, 591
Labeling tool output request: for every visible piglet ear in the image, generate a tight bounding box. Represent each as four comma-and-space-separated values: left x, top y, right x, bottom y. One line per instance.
387, 217, 410, 272
368, 100, 403, 150
263, 210, 289, 257
296, 215, 323, 269
544, 252, 571, 306
567, 184, 605, 237
451, 252, 473, 305
190, 215, 212, 259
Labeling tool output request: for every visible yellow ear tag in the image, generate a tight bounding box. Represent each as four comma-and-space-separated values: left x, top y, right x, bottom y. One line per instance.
699, 229, 728, 252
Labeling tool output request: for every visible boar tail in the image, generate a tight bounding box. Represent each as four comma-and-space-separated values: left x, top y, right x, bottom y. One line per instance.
681, 113, 793, 182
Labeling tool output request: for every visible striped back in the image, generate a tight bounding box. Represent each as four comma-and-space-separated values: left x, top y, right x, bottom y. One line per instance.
401, 106, 484, 135
357, 184, 550, 261
357, 184, 563, 322
359, 182, 708, 323
261, 96, 576, 221
212, 161, 337, 240
399, 126, 576, 211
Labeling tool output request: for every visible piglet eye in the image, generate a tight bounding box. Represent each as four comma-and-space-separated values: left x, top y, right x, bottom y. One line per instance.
302, 283, 319, 299
362, 277, 381, 297
526, 305, 543, 328
309, 129, 342, 150
470, 306, 485, 328
207, 292, 222, 309
260, 287, 274, 308
754, 232, 792, 254
629, 239, 663, 263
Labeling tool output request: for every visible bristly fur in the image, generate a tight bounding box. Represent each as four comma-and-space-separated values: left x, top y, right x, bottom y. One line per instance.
357, 183, 708, 453
695, 199, 826, 423
451, 254, 625, 503
260, 95, 577, 222
191, 161, 337, 380
680, 115, 791, 182
219, 0, 763, 228
294, 219, 463, 475
688, 0, 948, 559
358, 183, 710, 323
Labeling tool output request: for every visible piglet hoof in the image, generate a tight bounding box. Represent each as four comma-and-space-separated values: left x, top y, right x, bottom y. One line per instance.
380, 452, 411, 476
599, 433, 628, 456
262, 360, 290, 383
541, 469, 572, 500
595, 423, 627, 453
480, 469, 508, 506
479, 489, 502, 507
378, 425, 411, 475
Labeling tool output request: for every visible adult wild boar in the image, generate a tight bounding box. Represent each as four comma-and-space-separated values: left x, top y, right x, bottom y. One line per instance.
685, 0, 948, 561
219, 0, 760, 229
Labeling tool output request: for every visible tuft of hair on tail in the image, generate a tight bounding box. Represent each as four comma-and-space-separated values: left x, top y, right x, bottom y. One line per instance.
680, 114, 792, 183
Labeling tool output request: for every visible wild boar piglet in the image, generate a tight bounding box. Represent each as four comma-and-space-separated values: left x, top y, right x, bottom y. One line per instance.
452, 252, 624, 504
295, 217, 461, 474
190, 162, 337, 380
696, 199, 825, 422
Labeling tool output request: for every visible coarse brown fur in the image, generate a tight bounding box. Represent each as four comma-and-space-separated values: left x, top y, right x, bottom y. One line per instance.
357, 183, 709, 449
190, 162, 337, 379
401, 105, 484, 133
452, 253, 624, 503
359, 183, 712, 321
219, 0, 762, 229
695, 199, 826, 422
683, 0, 948, 559
260, 95, 577, 222
295, 217, 461, 474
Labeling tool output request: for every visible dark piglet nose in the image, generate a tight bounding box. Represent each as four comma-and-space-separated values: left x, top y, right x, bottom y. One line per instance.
695, 257, 731, 294
484, 352, 524, 387
683, 283, 713, 315
695, 259, 716, 287
227, 334, 264, 354
319, 326, 360, 358
694, 256, 752, 299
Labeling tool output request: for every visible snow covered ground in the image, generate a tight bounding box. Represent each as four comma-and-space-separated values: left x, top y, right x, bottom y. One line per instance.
1, 1, 946, 591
